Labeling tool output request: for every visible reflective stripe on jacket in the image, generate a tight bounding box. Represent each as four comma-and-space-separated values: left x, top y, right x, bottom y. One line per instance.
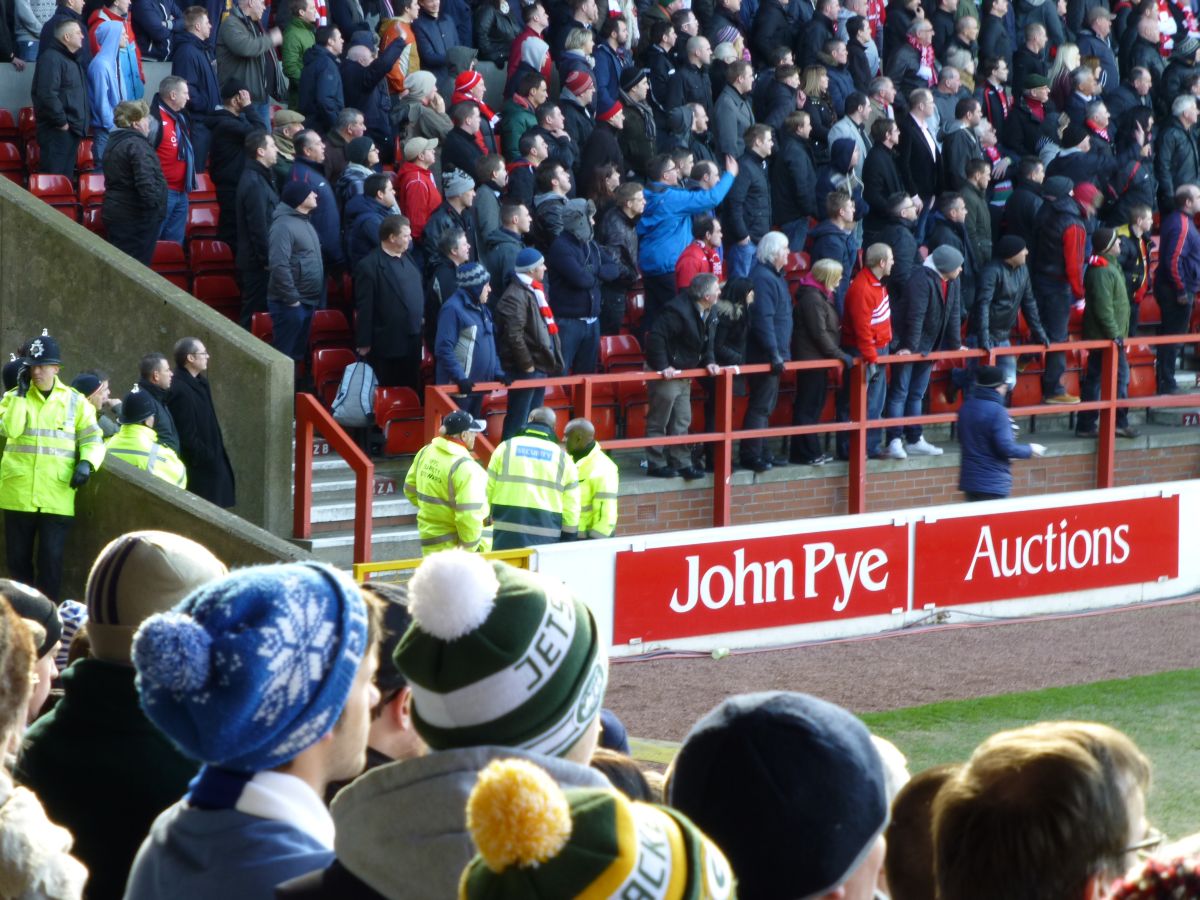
403, 436, 492, 555
486, 424, 580, 550
105, 423, 188, 488
575, 442, 618, 540
0, 381, 105, 516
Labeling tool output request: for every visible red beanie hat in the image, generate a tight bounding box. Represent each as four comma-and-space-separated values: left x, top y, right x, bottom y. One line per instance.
598, 100, 623, 122
564, 70, 594, 95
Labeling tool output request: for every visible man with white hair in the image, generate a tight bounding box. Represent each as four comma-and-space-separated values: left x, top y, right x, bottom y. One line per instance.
1155, 94, 1200, 211
742, 232, 792, 472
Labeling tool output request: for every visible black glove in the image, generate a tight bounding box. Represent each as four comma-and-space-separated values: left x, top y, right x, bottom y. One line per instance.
498, 372, 514, 386
769, 360, 785, 376
15, 365, 30, 397
560, 531, 579, 543
69, 460, 92, 489
456, 378, 474, 395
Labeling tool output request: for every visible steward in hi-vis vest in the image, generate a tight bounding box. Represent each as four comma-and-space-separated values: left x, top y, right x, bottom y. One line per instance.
404, 409, 492, 555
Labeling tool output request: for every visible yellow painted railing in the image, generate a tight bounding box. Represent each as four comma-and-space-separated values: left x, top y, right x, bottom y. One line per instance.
353, 548, 534, 583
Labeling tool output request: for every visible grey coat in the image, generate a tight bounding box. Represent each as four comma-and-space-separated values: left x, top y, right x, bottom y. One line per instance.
215, 4, 285, 103
268, 202, 323, 304
713, 85, 755, 159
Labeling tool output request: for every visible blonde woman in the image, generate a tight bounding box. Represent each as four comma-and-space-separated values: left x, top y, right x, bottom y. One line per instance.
790, 259, 853, 465
801, 64, 835, 158
1049, 43, 1081, 110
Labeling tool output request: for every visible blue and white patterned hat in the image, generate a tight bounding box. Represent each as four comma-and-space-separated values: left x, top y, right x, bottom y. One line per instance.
131, 562, 369, 773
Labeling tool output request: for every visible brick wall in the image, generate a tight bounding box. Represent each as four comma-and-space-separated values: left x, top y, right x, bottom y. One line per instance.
614, 441, 1200, 536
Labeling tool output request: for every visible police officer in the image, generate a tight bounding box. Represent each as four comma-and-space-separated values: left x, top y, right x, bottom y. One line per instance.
487, 407, 580, 550
105, 390, 189, 488
0, 332, 105, 600
403, 409, 492, 556
564, 417, 619, 540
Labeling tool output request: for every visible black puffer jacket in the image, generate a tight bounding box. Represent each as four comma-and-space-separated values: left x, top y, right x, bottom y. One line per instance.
473, 1, 521, 65
970, 259, 1048, 346
645, 294, 716, 371
896, 263, 962, 354
101, 127, 168, 223
595, 205, 639, 290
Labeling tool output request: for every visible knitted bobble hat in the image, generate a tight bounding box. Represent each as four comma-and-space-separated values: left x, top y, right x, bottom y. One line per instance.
131, 561, 369, 772
460, 758, 735, 900
394, 551, 608, 757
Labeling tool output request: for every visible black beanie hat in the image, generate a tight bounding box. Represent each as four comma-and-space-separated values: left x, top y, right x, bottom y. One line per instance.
669, 691, 888, 899
995, 234, 1026, 260
0, 580, 62, 659
346, 135, 375, 165
976, 364, 1007, 388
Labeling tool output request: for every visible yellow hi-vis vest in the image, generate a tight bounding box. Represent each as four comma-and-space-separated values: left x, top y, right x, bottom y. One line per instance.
574, 442, 619, 539
486, 426, 580, 550
105, 424, 188, 489
0, 381, 105, 516
403, 436, 492, 555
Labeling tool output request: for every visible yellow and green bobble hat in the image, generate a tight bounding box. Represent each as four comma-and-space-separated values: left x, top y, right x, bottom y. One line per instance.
393, 550, 608, 756
461, 758, 736, 900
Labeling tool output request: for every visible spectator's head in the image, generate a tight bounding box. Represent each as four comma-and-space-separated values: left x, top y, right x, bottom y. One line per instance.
139, 351, 173, 390
802, 64, 828, 98
843, 91, 869, 120
1138, 10, 1161, 41
514, 246, 545, 282
438, 227, 470, 265
1025, 20, 1047, 50
756, 231, 790, 270
273, 108, 305, 142
726, 59, 753, 95
1073, 181, 1102, 215
244, 129, 278, 167
590, 747, 655, 801
0, 601, 35, 749
173, 336, 210, 376
810, 258, 844, 294
939, 66, 961, 94
956, 14, 979, 41
885, 763, 962, 900
721, 276, 754, 309
786, 109, 812, 139
670, 692, 888, 899
1018, 154, 1044, 185
114, 99, 151, 134
745, 123, 774, 159
357, 581, 426, 763
475, 155, 506, 191
521, 0, 547, 30
562, 417, 596, 457
647, 153, 678, 186
946, 46, 975, 78
295, 129, 326, 163
451, 100, 482, 135
516, 70, 548, 106
334, 107, 365, 140
365, 172, 395, 208
443, 169, 476, 208
315, 23, 343, 55
1173, 94, 1199, 127
393, 551, 608, 763
132, 563, 379, 782
290, 0, 317, 22
54, 17, 84, 54
934, 721, 1152, 900
1024, 73, 1051, 100
938, 190, 966, 223
823, 37, 848, 67
690, 159, 719, 189
379, 214, 412, 254
563, 68, 595, 106
956, 96, 981, 124
909, 87, 934, 117
184, 6, 211, 39
455, 262, 491, 304
672, 8, 698, 37
535, 158, 571, 197
518, 129, 548, 163
929, 245, 964, 279
693, 213, 721, 247
461, 758, 733, 898
499, 201, 531, 235
871, 115, 898, 147
965, 157, 990, 188
866, 242, 895, 276
72, 369, 110, 410
1, 581, 62, 722
620, 66, 649, 102
827, 189, 853, 223
85, 531, 226, 667
404, 71, 437, 104
159, 75, 189, 112
650, 18, 675, 48
686, 34, 712, 66
887, 191, 917, 222
1130, 66, 1152, 96
869, 75, 895, 104
689, 272, 721, 309
403, 136, 437, 167
776, 63, 801, 88
599, 12, 626, 45
1127, 202, 1153, 236
910, 17, 933, 44
615, 180, 645, 219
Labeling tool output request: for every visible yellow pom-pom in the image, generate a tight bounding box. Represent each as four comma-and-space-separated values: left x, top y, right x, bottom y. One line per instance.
466, 758, 573, 872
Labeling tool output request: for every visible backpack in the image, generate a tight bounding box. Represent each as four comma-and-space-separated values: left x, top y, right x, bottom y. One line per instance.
331, 359, 378, 428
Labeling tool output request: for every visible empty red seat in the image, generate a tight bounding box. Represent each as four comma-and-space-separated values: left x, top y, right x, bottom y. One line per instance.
189, 239, 235, 278
0, 109, 17, 143
250, 311, 273, 344
29, 173, 78, 219
78, 172, 106, 209
151, 241, 188, 277
375, 386, 424, 455
189, 172, 217, 205
599, 334, 645, 373
185, 205, 219, 240
0, 142, 21, 184
311, 348, 357, 406
308, 308, 352, 354
17, 107, 35, 146
81, 207, 106, 236
192, 275, 241, 322
75, 138, 95, 172
23, 140, 39, 174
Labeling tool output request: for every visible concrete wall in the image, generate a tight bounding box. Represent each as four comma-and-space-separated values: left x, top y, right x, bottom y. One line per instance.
0, 459, 310, 600
0, 175, 295, 534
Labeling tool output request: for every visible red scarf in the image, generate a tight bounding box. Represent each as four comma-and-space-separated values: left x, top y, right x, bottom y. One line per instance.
696, 241, 724, 281
522, 275, 558, 335
907, 32, 938, 86
1086, 120, 1109, 141
451, 93, 497, 153
1026, 98, 1045, 122
987, 83, 1009, 121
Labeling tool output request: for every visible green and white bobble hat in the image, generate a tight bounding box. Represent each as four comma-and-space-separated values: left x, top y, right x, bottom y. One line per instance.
394, 550, 608, 756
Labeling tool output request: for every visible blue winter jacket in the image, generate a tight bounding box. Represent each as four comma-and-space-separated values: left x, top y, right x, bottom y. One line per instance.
170, 31, 221, 123
592, 42, 626, 113
747, 261, 793, 364
957, 385, 1032, 496
343, 193, 390, 270
297, 44, 344, 135
637, 173, 735, 276
131, 0, 185, 60
809, 218, 857, 308
435, 289, 505, 384
288, 156, 345, 270
88, 21, 124, 130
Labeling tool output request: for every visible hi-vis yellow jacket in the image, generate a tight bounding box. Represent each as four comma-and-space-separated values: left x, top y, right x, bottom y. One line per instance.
486, 423, 579, 550
404, 436, 492, 555
106, 424, 188, 488
0, 380, 105, 516
574, 441, 618, 539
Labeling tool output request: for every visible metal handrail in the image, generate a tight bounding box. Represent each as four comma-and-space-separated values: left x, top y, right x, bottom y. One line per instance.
294, 393, 374, 565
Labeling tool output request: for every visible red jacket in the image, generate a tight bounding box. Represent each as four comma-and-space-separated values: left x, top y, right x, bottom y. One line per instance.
395, 163, 441, 240
674, 241, 725, 291
841, 268, 892, 362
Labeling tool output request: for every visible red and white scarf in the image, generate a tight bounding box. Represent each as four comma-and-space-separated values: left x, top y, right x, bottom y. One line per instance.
907, 32, 938, 87
519, 273, 558, 334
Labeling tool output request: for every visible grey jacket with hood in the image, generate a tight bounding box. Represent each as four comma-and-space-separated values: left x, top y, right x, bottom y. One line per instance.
268, 201, 324, 305
326, 746, 609, 899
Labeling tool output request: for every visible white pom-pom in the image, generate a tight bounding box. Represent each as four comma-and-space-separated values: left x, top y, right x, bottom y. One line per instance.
408, 550, 500, 640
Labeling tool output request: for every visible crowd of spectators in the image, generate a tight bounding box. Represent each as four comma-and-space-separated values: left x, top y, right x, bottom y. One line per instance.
0, 542, 1195, 899
11, 0, 1200, 467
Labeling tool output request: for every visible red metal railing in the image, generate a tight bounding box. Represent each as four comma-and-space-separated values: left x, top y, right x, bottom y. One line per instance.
294, 392, 374, 564
424, 334, 1200, 528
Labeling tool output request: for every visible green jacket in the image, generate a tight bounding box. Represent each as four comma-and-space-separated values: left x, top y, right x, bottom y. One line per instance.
281, 17, 315, 109
499, 96, 538, 160
1083, 253, 1131, 340
16, 660, 198, 900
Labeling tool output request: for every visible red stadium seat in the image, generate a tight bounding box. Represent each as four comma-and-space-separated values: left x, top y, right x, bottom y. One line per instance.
0, 109, 17, 143
78, 172, 105, 209
192, 275, 241, 321
375, 386, 424, 455
482, 389, 509, 444
185, 205, 219, 240
75, 138, 95, 173
308, 308, 352, 354
189, 172, 217, 205
617, 381, 648, 438
599, 334, 645, 373
251, 312, 273, 344
23, 140, 39, 174
28, 173, 78, 219
81, 207, 106, 237
1127, 342, 1156, 398
1137, 294, 1161, 331
17, 107, 35, 146
543, 383, 571, 432
573, 382, 618, 441
928, 359, 965, 415
189, 239, 235, 278
311, 348, 358, 406
151, 241, 188, 281
0, 142, 21, 184
624, 288, 645, 332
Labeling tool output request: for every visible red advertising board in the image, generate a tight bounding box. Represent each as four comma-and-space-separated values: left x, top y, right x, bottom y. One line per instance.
613, 524, 909, 644
914, 495, 1179, 606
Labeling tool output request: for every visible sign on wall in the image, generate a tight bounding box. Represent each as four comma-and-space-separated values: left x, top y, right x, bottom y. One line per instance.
613, 524, 909, 643
913, 496, 1180, 606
